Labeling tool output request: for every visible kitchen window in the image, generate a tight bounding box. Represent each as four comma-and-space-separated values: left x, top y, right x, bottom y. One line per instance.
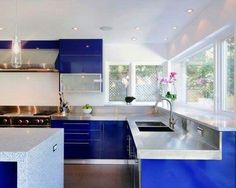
185, 46, 215, 110
222, 36, 235, 112
135, 65, 162, 102
108, 64, 163, 103
109, 65, 129, 101
171, 31, 235, 113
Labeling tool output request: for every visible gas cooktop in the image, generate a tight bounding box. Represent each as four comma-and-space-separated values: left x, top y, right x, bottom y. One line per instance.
0, 111, 57, 127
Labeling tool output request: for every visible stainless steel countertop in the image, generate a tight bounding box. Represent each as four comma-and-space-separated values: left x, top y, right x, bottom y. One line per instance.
127, 115, 221, 160
51, 113, 222, 160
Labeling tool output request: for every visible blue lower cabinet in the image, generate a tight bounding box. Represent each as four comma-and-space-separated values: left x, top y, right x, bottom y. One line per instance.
141, 132, 236, 188
0, 162, 17, 188
65, 141, 102, 159
102, 121, 128, 159
51, 120, 103, 159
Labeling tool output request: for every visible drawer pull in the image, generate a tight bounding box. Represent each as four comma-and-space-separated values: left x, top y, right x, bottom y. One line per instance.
64, 123, 90, 125
65, 142, 90, 145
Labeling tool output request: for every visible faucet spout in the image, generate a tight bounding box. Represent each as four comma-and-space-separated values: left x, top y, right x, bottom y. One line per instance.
155, 98, 175, 129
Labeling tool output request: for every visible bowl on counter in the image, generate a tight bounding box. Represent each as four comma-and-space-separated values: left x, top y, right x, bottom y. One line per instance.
82, 108, 92, 114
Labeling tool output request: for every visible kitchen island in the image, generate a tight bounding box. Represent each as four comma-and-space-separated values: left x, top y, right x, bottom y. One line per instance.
0, 128, 64, 188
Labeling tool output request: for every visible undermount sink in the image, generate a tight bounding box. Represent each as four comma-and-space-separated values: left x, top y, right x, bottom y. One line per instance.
135, 121, 174, 132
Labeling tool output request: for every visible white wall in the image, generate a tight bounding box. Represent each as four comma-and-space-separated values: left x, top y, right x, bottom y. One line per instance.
168, 0, 236, 59
64, 43, 168, 106
0, 72, 59, 106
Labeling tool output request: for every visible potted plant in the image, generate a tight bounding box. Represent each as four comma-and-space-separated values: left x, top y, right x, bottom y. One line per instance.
82, 104, 93, 114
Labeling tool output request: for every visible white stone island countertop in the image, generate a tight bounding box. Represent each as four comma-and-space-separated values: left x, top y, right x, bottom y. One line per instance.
0, 128, 64, 188
0, 128, 62, 152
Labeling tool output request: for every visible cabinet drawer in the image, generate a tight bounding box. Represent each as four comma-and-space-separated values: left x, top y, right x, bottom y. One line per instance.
52, 121, 102, 130
64, 130, 101, 141
65, 140, 101, 159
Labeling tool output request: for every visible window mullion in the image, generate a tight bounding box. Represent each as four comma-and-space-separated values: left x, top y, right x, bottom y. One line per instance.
129, 62, 136, 97
215, 41, 221, 113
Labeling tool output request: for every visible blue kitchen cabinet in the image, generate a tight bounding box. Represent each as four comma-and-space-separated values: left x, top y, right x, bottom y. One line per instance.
102, 121, 129, 159
51, 120, 103, 159
60, 39, 102, 55
58, 39, 103, 73
141, 132, 236, 188
59, 55, 102, 73
0, 162, 17, 188
126, 125, 137, 159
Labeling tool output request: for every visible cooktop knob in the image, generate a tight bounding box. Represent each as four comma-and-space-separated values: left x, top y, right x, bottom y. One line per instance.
18, 120, 23, 124
25, 120, 30, 124
35, 119, 40, 124
3, 119, 8, 124
39, 119, 44, 124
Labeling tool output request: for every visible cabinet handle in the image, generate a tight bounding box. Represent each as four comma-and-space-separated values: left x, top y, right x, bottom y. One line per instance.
63, 123, 90, 125
65, 142, 90, 145
53, 144, 58, 152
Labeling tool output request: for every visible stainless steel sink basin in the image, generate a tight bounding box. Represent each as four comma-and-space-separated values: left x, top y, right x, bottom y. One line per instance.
135, 121, 174, 132
135, 121, 167, 127
138, 126, 173, 132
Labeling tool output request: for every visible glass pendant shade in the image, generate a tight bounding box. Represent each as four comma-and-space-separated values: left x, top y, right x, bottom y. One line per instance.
11, 36, 22, 68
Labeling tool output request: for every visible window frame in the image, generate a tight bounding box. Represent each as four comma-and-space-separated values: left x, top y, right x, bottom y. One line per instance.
220, 34, 235, 113
175, 44, 216, 111
105, 62, 165, 105
170, 27, 235, 115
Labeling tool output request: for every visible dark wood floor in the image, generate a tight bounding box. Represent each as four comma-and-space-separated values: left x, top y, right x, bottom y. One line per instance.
64, 164, 132, 188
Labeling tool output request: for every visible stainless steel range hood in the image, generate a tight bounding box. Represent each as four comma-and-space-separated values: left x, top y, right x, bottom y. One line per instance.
0, 49, 59, 72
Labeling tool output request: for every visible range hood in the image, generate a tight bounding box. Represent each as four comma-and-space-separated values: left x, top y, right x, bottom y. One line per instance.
0, 49, 59, 72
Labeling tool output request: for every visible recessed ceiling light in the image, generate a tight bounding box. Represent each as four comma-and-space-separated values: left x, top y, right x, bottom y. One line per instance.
99, 26, 112, 31
72, 27, 79, 31
172, 26, 177, 30
164, 38, 168, 41
131, 37, 137, 41
135, 26, 140, 31
187, 9, 194, 13
0, 27, 4, 31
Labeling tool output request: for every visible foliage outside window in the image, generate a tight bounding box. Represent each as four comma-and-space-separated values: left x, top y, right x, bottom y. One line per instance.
135, 65, 163, 102
109, 65, 129, 101
222, 36, 235, 112
186, 46, 214, 110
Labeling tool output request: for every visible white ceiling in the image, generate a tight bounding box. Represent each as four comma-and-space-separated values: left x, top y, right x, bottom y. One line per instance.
0, 0, 213, 44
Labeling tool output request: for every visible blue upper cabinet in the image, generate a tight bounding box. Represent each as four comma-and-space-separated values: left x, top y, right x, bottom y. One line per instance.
60, 39, 102, 55
59, 39, 103, 73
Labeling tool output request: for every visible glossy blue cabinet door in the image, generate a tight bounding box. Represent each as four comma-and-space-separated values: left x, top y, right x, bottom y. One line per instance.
60, 39, 102, 55
102, 121, 128, 159
58, 39, 103, 73
141, 132, 236, 188
59, 55, 102, 73
0, 162, 17, 188
51, 120, 102, 159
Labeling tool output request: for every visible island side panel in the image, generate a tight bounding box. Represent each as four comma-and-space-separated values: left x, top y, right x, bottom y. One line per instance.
141, 132, 236, 188
0, 162, 17, 188
27, 130, 64, 188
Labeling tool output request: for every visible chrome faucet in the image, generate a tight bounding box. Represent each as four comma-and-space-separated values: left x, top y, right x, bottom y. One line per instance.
155, 98, 175, 129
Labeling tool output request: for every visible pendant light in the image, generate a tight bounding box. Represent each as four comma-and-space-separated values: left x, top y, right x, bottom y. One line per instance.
11, 0, 22, 68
